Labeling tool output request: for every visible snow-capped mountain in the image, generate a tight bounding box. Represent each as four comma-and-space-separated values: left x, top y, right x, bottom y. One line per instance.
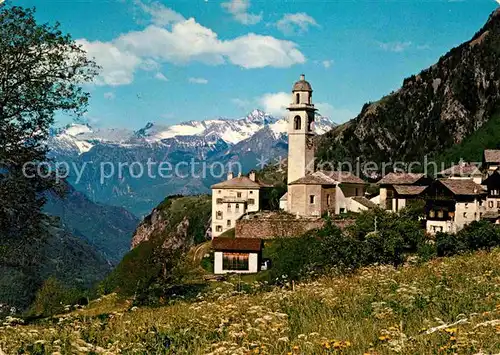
47, 110, 336, 216
49, 109, 335, 158
48, 123, 133, 157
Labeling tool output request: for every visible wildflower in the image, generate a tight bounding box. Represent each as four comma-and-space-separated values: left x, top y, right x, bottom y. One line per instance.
444, 328, 457, 334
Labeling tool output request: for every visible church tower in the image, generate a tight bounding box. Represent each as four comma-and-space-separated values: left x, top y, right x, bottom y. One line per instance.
287, 74, 316, 185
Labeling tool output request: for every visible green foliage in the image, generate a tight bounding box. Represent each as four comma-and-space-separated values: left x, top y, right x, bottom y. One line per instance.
0, 5, 98, 312
432, 110, 500, 168
29, 277, 83, 317
437, 221, 500, 257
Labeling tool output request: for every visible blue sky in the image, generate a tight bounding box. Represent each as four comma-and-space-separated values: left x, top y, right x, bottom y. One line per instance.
13, 0, 500, 129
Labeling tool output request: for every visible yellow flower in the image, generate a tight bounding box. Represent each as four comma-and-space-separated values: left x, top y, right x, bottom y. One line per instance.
378, 335, 389, 341
444, 328, 457, 334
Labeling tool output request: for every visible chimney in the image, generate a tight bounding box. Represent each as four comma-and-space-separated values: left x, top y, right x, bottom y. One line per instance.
249, 171, 256, 181
227, 171, 234, 180
300, 74, 305, 81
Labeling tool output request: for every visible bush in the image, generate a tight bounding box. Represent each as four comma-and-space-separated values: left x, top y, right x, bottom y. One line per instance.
29, 277, 83, 317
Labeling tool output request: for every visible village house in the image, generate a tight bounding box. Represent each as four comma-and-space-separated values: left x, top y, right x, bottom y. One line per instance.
376, 172, 431, 212
285, 171, 368, 216
211, 171, 270, 238
212, 238, 262, 274
437, 162, 483, 184
483, 150, 500, 174
425, 179, 486, 234
481, 170, 500, 223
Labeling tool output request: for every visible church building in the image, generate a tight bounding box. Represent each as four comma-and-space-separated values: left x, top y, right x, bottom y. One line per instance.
281, 75, 367, 217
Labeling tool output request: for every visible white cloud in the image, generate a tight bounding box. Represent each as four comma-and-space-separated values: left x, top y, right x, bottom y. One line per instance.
322, 59, 334, 69
276, 13, 319, 36
221, 0, 262, 25
189, 77, 208, 84
78, 39, 142, 86
79, 6, 305, 86
379, 41, 412, 53
136, 0, 185, 26
258, 92, 290, 116
103, 92, 115, 100
154, 72, 168, 81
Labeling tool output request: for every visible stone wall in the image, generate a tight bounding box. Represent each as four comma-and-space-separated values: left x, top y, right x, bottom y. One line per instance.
235, 215, 354, 239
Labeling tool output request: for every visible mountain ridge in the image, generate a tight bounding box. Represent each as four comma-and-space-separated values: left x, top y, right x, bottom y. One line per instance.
317, 9, 500, 167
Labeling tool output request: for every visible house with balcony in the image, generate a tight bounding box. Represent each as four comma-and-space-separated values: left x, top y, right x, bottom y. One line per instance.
425, 179, 486, 234
212, 237, 262, 274
211, 171, 271, 238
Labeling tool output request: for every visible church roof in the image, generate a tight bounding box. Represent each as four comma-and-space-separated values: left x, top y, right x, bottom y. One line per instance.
293, 74, 313, 92
319, 170, 366, 184
288, 171, 337, 186
289, 171, 365, 186
211, 176, 269, 189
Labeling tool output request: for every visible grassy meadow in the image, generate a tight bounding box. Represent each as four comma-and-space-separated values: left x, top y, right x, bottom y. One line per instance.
1, 249, 500, 354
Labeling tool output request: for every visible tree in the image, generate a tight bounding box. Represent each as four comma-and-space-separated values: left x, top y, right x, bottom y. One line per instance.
0, 6, 98, 270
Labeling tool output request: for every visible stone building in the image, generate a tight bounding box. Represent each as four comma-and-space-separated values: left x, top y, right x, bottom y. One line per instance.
211, 171, 269, 238
286, 171, 367, 216
425, 179, 486, 234
281, 74, 367, 216
377, 172, 431, 212
287, 74, 316, 186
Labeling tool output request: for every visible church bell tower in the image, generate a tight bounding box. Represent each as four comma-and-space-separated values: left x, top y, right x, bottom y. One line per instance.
287, 74, 316, 185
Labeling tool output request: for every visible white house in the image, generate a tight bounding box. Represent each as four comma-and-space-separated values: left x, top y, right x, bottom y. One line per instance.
212, 238, 262, 274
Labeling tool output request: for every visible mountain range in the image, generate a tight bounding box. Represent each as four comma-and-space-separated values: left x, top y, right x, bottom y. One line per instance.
48, 109, 335, 216
317, 8, 500, 169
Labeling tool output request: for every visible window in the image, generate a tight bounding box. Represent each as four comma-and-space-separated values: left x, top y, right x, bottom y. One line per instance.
227, 220, 231, 227
235, 203, 240, 212
216, 211, 223, 220
309, 195, 315, 204
308, 116, 314, 132
497, 201, 500, 209
429, 210, 435, 218
227, 204, 232, 212
326, 194, 331, 206
308, 92, 312, 104
216, 226, 222, 232
237, 192, 242, 198
489, 201, 494, 208
222, 253, 249, 271
250, 191, 253, 194
295, 93, 300, 104
465, 203, 469, 209
218, 190, 221, 194
437, 210, 444, 218
463, 212, 467, 218
294, 115, 301, 130
248, 199, 255, 205
216, 198, 223, 204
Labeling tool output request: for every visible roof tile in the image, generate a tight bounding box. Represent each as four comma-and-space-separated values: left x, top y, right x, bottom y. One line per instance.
212, 238, 262, 252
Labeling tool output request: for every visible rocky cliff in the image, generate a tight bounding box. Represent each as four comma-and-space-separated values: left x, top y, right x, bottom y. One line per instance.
130, 195, 212, 251
317, 9, 500, 166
